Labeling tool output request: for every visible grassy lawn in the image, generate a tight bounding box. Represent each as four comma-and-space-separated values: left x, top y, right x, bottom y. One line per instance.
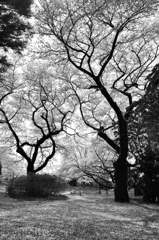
0, 189, 159, 240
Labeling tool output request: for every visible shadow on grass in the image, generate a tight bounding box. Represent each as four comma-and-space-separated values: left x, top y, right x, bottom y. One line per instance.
6, 194, 69, 202
130, 197, 159, 212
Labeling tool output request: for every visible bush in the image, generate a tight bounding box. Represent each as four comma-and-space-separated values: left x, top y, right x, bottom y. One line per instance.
7, 174, 67, 198
68, 178, 78, 186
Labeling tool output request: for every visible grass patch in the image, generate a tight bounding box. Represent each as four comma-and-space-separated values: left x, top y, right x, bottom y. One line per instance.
0, 191, 159, 239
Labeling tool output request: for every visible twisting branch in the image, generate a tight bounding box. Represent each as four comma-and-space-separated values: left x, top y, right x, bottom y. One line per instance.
0, 78, 73, 175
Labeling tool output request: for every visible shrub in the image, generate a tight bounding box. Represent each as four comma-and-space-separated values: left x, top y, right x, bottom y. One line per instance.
7, 174, 67, 198
68, 178, 78, 186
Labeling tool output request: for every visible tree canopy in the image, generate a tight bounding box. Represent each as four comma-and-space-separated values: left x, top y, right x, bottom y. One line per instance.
2, 0, 33, 16
129, 64, 159, 161
34, 0, 159, 202
128, 64, 159, 202
0, 0, 32, 76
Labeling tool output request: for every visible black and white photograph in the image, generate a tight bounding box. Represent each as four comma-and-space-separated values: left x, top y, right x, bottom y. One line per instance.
0, 0, 159, 239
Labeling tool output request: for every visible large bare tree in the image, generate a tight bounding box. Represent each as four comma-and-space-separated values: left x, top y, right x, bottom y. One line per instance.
34, 0, 159, 201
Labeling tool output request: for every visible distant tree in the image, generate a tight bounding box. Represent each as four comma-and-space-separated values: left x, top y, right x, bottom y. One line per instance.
61, 136, 115, 190
35, 0, 159, 202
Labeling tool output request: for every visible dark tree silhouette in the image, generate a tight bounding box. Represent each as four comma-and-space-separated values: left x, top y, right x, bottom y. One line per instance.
35, 0, 159, 202
128, 64, 159, 202
0, 81, 74, 175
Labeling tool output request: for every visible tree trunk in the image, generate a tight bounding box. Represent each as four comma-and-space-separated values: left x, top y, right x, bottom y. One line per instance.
134, 185, 143, 196
27, 163, 35, 176
26, 163, 36, 196
93, 80, 130, 202
114, 117, 129, 202
143, 172, 157, 203
114, 160, 129, 202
